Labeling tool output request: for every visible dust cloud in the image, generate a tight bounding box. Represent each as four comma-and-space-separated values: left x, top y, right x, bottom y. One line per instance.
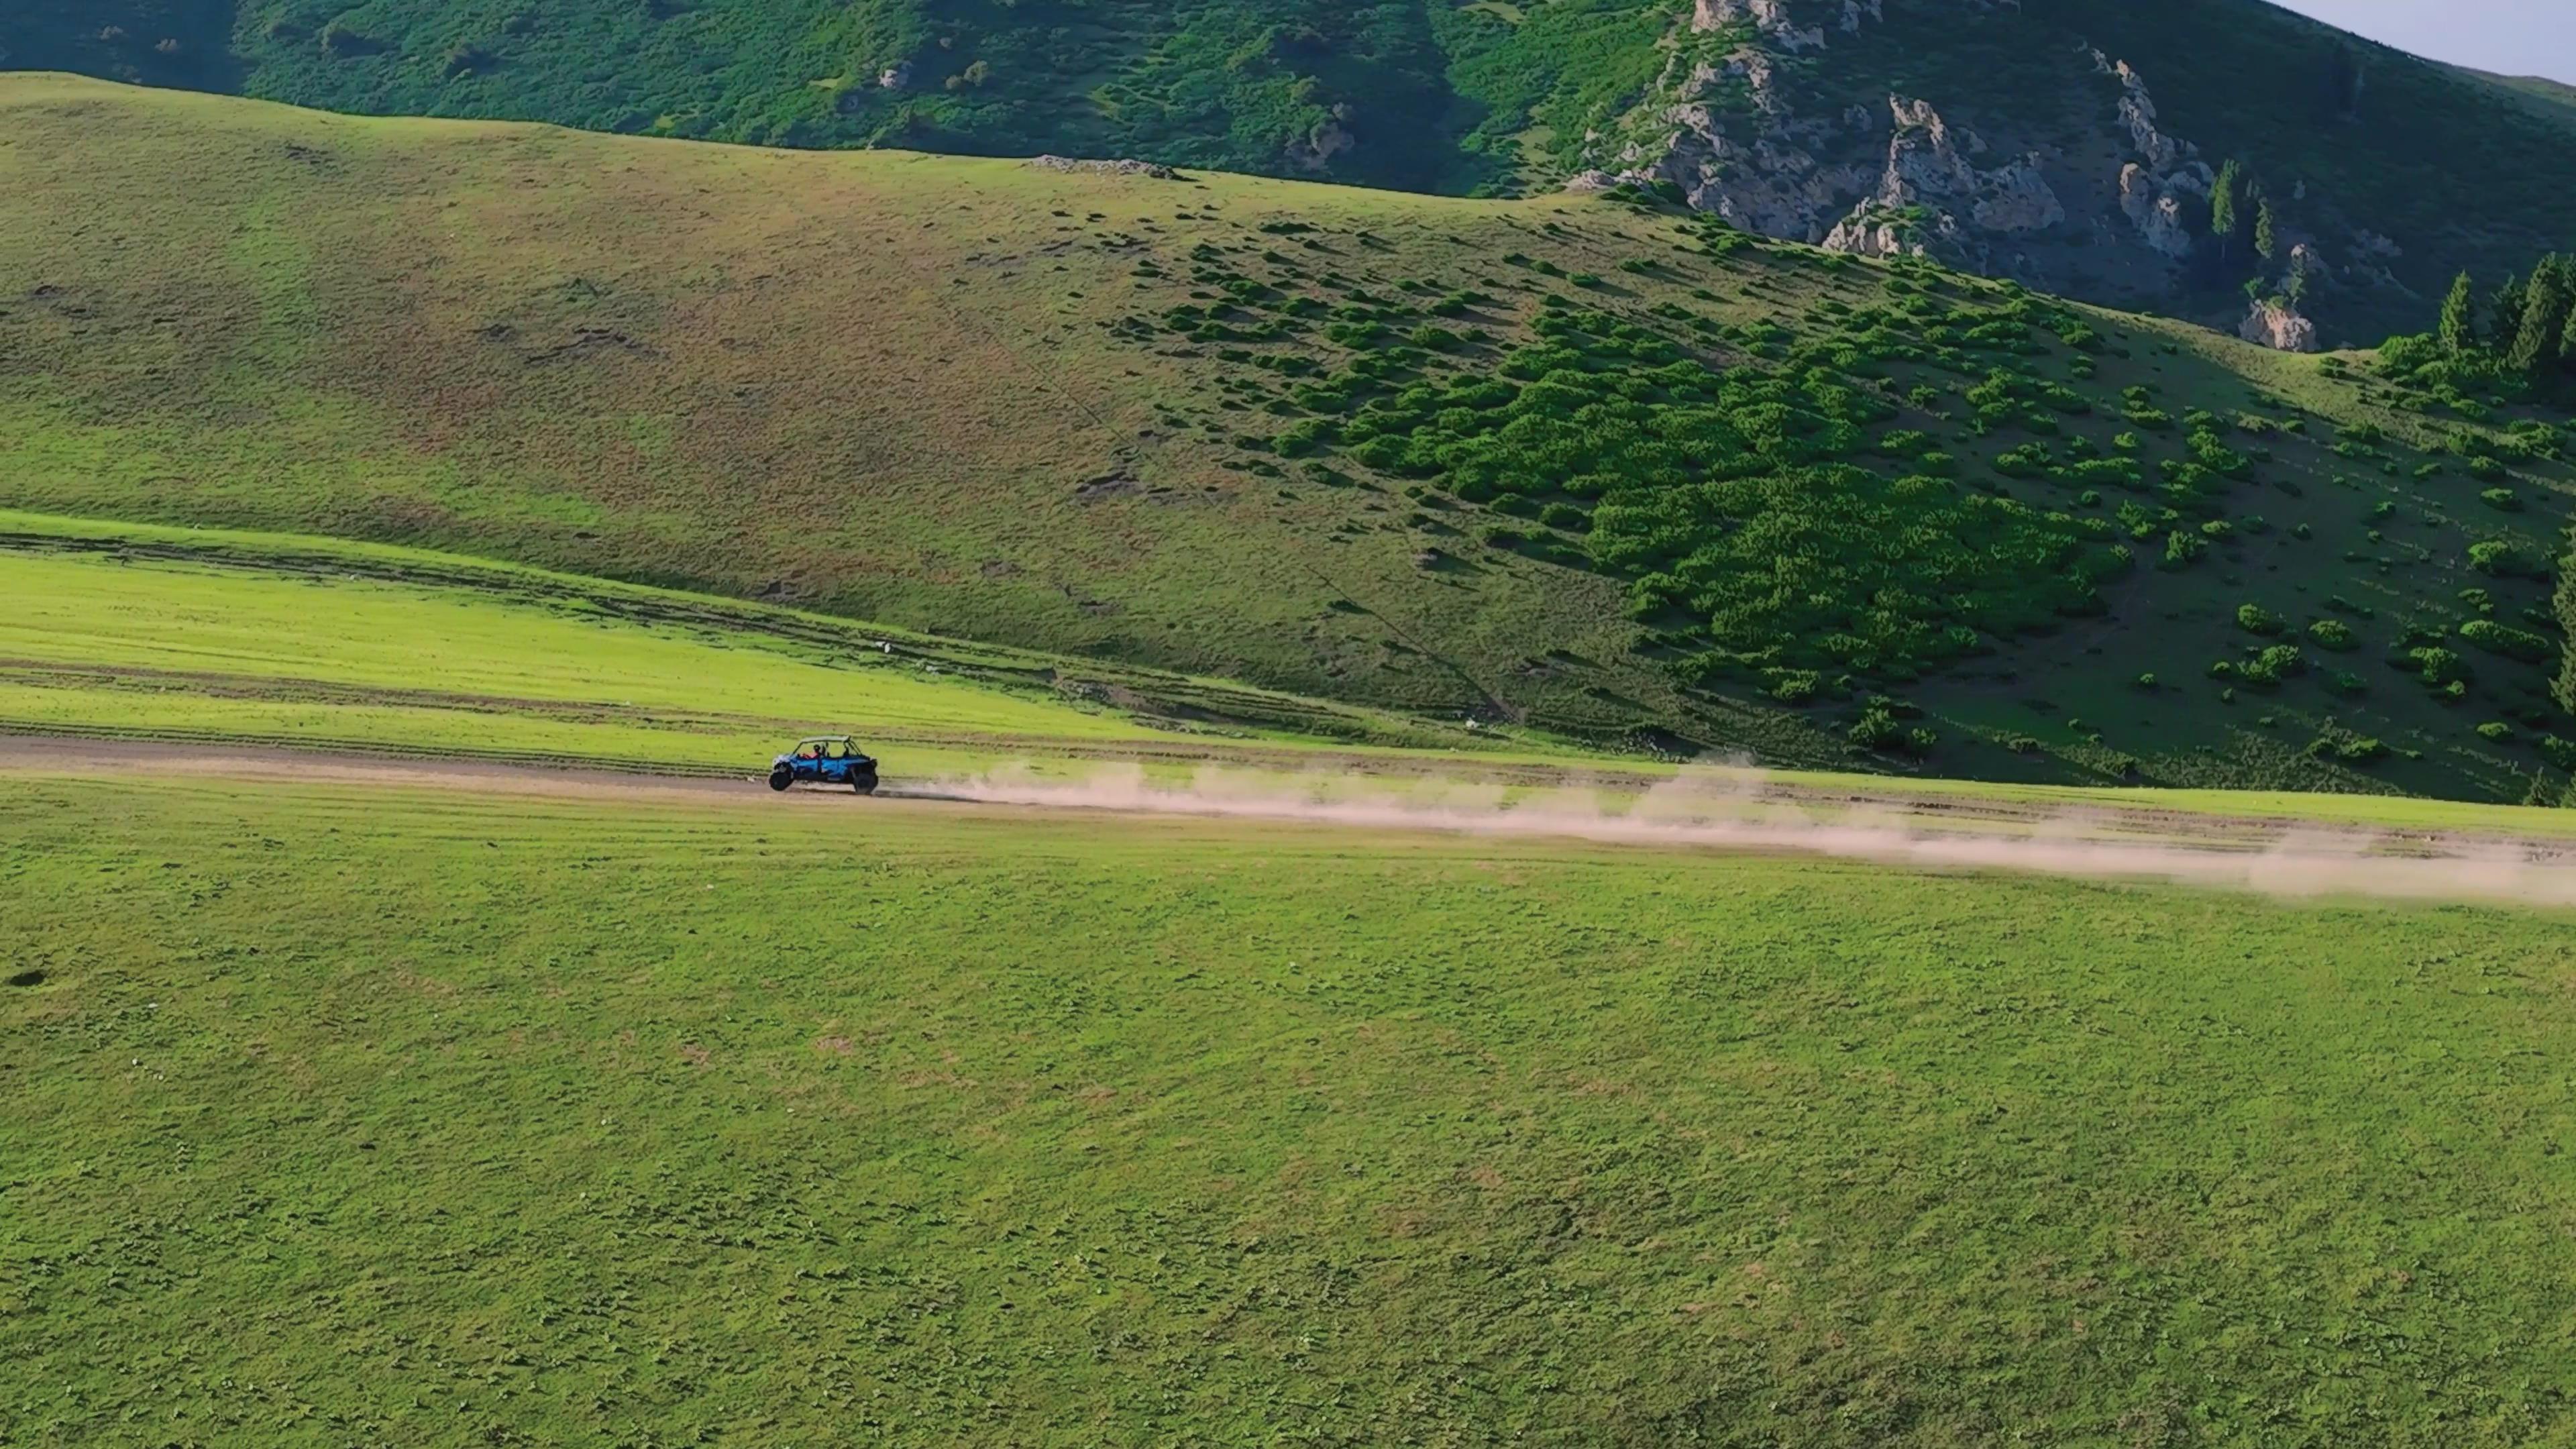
908, 763, 2576, 908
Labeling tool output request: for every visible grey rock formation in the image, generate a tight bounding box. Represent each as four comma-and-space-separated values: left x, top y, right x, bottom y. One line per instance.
1284, 107, 1356, 172
2239, 299, 2320, 352
1874, 97, 2063, 232
1574, 0, 2367, 349
2118, 164, 2197, 260
2098, 54, 2212, 265
1693, 0, 1828, 50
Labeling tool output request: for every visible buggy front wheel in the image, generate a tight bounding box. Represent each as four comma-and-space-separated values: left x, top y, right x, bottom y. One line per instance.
768, 769, 793, 792
853, 771, 878, 796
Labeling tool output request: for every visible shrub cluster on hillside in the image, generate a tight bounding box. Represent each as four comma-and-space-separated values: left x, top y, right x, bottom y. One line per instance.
1148, 228, 2151, 705
1108, 191, 2576, 782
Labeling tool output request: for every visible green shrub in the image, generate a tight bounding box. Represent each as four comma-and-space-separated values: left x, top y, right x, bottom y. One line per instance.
1769, 670, 1822, 704
2478, 720, 2516, 742
2459, 619, 2554, 663
2468, 541, 2544, 578
2305, 731, 2390, 764
2307, 619, 2357, 651
2237, 603, 2287, 636
1849, 703, 1906, 751
2406, 646, 2473, 687
2241, 645, 2307, 687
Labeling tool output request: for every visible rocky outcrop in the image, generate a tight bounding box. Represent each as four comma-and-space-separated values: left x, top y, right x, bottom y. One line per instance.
2239, 299, 2320, 352
1692, 0, 1828, 50
1644, 107, 1878, 239
2098, 54, 2211, 264
1875, 97, 2063, 231
2118, 164, 2195, 260
1283, 108, 1354, 172
1577, 0, 2399, 346
1813, 97, 2060, 263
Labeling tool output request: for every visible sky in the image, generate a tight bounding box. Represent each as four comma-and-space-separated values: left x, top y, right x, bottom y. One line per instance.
2273, 0, 2576, 85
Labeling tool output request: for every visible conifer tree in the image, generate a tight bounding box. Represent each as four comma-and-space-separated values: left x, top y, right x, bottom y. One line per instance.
2508, 255, 2572, 374
2438, 272, 2479, 353
2209, 160, 2244, 257
2492, 272, 2528, 347
2253, 195, 2279, 264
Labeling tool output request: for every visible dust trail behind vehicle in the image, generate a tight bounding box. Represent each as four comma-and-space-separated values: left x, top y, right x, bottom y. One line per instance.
908, 763, 2576, 908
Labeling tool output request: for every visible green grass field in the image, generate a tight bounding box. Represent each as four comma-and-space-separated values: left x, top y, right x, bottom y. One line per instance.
6, 767, 2576, 1445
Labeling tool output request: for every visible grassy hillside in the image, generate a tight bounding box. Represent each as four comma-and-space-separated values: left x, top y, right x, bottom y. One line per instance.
5, 75, 2574, 801
0, 509, 1552, 769
11, 0, 2576, 333
8, 765, 2576, 1444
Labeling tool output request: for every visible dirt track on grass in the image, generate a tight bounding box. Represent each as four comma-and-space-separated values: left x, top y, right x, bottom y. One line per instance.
7, 735, 2576, 907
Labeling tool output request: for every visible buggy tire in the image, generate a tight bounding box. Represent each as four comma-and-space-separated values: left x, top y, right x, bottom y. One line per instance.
768, 769, 793, 792
853, 771, 878, 796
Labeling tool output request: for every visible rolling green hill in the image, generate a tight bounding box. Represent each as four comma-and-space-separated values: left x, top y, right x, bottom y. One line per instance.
4, 74, 2573, 801
10, 761, 2576, 1445
10, 0, 2576, 343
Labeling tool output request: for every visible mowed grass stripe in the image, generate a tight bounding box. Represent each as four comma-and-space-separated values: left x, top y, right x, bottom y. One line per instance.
5, 772, 2575, 1444
0, 547, 1148, 739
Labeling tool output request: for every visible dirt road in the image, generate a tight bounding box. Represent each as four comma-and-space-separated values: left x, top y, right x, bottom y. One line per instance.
10, 733, 2576, 907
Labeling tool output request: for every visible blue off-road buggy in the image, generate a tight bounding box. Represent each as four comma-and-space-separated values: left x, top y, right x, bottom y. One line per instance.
768, 736, 879, 794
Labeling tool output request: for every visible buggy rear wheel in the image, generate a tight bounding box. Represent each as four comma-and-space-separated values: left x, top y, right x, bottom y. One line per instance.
768, 768, 793, 792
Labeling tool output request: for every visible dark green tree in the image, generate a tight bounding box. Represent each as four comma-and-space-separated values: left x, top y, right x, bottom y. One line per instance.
2209, 159, 2245, 257
2253, 195, 2279, 263
2438, 272, 2479, 353
2492, 272, 2528, 347
2559, 526, 2576, 714
2508, 254, 2572, 373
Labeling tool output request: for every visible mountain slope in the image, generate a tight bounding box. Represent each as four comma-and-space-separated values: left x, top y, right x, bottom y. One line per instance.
4, 74, 2573, 800
10, 0, 2575, 346
1568, 0, 2576, 345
